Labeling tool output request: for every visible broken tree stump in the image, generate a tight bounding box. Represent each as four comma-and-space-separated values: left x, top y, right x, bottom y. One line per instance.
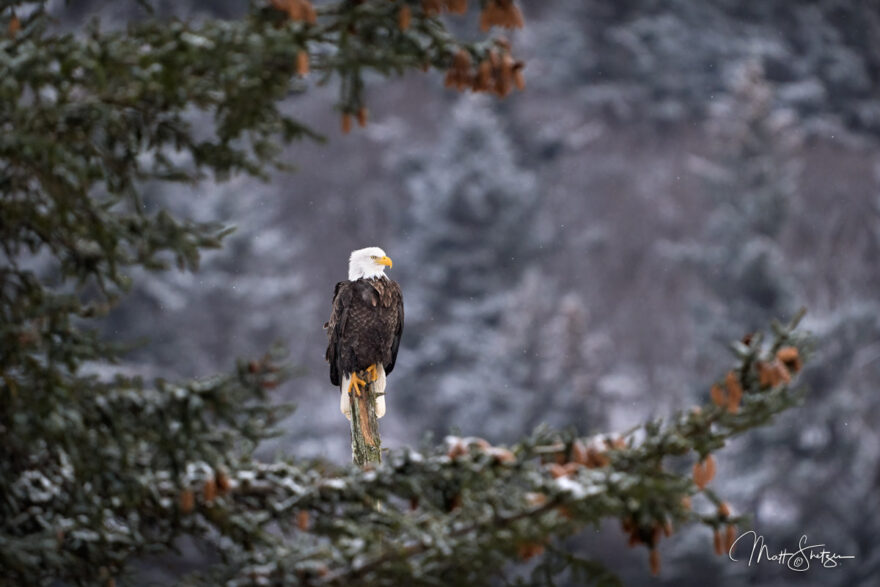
349, 370, 382, 466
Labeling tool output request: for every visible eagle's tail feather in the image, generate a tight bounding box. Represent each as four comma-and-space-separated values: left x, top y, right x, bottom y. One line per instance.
340, 376, 352, 420
340, 365, 387, 421
374, 364, 386, 419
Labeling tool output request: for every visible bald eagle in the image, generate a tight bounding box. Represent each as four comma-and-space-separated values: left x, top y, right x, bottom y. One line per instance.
324, 247, 404, 420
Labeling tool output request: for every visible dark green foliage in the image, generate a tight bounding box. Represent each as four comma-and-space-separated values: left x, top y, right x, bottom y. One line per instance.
1, 2, 815, 585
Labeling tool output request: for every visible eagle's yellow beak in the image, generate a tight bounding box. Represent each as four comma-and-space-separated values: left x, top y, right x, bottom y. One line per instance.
376, 256, 393, 268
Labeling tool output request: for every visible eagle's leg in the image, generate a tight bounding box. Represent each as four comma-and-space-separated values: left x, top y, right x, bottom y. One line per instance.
366, 364, 379, 382
347, 371, 368, 396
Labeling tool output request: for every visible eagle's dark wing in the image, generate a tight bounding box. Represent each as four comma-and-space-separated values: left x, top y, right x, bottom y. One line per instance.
385, 279, 404, 375
324, 281, 352, 386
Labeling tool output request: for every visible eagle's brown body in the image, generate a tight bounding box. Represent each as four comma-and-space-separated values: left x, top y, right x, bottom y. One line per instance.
325, 276, 404, 387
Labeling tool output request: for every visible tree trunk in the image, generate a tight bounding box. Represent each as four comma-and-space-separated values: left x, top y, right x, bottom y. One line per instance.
350, 372, 382, 466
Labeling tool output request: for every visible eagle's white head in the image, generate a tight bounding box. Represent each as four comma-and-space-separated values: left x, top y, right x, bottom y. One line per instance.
348, 246, 393, 281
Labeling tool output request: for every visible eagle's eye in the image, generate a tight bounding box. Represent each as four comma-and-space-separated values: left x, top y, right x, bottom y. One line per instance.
370, 255, 378, 260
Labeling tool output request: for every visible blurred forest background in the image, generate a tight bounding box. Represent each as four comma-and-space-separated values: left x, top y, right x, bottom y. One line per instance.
48, 0, 880, 585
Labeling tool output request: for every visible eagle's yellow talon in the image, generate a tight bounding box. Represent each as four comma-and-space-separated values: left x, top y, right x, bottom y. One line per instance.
366, 364, 379, 382
347, 372, 367, 396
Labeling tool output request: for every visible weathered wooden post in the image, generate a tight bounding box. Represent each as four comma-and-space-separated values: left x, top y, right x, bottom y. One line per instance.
349, 369, 382, 466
